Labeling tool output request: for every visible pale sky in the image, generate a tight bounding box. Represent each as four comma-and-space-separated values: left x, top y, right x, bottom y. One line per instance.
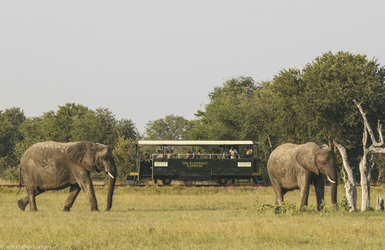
1, 1, 384, 133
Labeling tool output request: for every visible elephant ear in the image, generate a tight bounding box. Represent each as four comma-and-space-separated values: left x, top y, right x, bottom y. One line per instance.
296, 144, 320, 175
67, 142, 96, 172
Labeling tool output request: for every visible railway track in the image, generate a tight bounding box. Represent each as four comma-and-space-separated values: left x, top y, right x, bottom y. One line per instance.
1, 184, 268, 188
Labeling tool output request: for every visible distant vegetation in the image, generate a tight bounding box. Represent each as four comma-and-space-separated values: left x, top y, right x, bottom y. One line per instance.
2, 51, 385, 183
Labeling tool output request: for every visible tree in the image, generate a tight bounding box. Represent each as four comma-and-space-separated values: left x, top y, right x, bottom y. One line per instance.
188, 76, 259, 140
115, 119, 137, 140
145, 115, 189, 140
71, 108, 117, 146
0, 108, 26, 167
112, 136, 137, 184
264, 52, 385, 149
262, 69, 305, 144
55, 103, 89, 142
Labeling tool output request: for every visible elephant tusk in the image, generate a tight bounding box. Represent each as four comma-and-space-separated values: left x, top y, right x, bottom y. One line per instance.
327, 176, 336, 184
108, 172, 114, 179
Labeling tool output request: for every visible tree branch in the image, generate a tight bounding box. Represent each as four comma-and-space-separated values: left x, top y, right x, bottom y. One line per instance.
354, 100, 382, 147
333, 139, 357, 212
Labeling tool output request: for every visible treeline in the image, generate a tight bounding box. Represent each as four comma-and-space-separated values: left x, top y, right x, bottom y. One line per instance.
2, 51, 385, 183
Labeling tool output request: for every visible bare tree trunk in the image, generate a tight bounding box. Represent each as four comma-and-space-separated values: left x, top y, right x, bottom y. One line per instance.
359, 153, 371, 211
354, 100, 385, 211
333, 140, 357, 212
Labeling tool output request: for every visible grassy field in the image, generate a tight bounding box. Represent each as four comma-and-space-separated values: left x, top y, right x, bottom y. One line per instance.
1, 184, 385, 249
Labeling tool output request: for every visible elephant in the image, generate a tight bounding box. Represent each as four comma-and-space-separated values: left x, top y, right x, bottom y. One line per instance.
17, 141, 117, 212
267, 142, 337, 211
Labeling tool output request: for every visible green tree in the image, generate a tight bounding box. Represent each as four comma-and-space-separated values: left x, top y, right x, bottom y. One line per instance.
115, 119, 137, 140
260, 52, 385, 148
300, 51, 385, 148
71, 108, 116, 146
145, 115, 189, 140
112, 136, 137, 184
188, 76, 259, 140
55, 103, 89, 142
0, 108, 26, 167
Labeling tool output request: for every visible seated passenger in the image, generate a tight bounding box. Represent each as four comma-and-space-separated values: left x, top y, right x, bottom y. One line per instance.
186, 151, 193, 159
167, 150, 175, 159
246, 147, 253, 159
222, 148, 229, 159
195, 150, 202, 159
157, 150, 164, 159
229, 147, 238, 159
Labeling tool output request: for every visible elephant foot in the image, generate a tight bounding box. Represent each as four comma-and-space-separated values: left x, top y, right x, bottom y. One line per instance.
63, 207, 71, 212
18, 200, 27, 211
91, 208, 100, 212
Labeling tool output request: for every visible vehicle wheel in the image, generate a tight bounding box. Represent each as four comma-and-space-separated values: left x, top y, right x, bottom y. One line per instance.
217, 177, 227, 185
162, 177, 172, 185
253, 176, 264, 185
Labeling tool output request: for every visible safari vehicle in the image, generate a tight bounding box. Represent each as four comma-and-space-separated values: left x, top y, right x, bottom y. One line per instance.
125, 140, 261, 185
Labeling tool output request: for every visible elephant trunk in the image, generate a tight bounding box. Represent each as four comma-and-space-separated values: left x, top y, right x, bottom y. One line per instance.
106, 161, 116, 211
331, 181, 337, 204
329, 167, 338, 204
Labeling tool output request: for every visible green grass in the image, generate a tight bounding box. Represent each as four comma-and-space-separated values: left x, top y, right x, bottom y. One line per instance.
1, 185, 385, 249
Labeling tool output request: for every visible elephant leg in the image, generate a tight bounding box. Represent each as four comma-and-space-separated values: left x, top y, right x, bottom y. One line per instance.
73, 172, 99, 211
272, 184, 284, 205
26, 187, 45, 212
83, 182, 98, 211
18, 196, 30, 211
314, 176, 325, 211
299, 183, 310, 210
63, 184, 81, 212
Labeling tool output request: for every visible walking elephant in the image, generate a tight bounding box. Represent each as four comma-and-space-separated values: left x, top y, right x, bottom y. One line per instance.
18, 141, 117, 212
267, 142, 337, 210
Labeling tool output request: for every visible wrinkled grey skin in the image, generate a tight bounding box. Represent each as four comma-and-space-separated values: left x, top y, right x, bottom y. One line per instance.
267, 142, 337, 211
18, 141, 117, 212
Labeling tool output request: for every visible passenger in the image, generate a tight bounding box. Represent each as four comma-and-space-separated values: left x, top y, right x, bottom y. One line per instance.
167, 150, 174, 159
229, 147, 238, 159
195, 150, 202, 159
157, 150, 164, 159
246, 147, 253, 159
222, 147, 229, 159
186, 151, 193, 159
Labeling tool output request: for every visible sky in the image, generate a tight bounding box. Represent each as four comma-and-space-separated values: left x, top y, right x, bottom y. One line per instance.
1, 1, 385, 134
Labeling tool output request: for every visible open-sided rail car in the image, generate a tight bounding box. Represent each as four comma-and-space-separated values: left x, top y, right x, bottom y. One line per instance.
125, 140, 262, 185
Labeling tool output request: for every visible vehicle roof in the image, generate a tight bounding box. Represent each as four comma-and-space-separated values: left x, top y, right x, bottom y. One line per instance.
137, 140, 257, 146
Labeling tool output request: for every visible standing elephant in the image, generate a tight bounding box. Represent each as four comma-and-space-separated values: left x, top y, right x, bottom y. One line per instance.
18, 141, 117, 212
267, 142, 337, 210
